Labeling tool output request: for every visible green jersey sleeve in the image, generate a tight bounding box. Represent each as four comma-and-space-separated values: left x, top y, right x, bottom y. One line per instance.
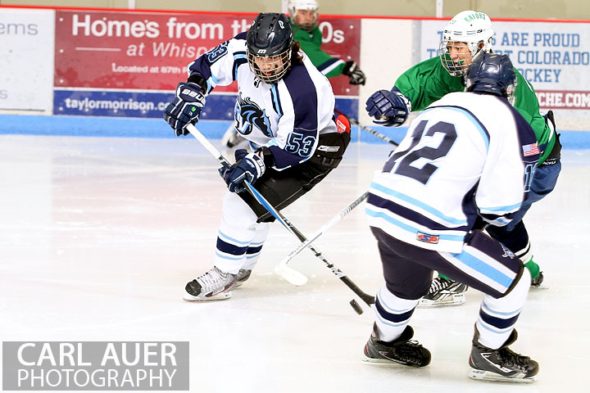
293, 25, 346, 78
394, 57, 465, 111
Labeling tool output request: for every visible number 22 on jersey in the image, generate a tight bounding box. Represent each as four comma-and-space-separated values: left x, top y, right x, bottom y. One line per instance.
383, 120, 458, 184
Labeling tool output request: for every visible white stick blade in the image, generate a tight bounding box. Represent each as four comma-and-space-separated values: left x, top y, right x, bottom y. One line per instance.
274, 263, 309, 286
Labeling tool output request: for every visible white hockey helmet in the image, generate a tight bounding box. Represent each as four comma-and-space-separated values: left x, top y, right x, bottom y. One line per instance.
288, 0, 319, 14
439, 10, 495, 76
288, 0, 319, 31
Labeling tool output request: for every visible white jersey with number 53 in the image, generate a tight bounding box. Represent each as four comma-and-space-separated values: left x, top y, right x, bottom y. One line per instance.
188, 32, 336, 171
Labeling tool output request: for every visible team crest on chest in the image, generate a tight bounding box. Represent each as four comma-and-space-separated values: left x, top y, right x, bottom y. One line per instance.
233, 94, 273, 137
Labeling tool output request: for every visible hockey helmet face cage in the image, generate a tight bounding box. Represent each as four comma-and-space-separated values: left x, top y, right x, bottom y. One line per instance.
439, 10, 494, 76
465, 52, 516, 99
247, 13, 293, 84
288, 0, 319, 31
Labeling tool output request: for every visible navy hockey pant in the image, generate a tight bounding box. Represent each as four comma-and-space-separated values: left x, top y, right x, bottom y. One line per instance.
371, 227, 525, 300
238, 131, 350, 222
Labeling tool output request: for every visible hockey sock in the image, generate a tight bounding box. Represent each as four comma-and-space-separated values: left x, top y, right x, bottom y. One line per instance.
438, 273, 450, 280
476, 269, 531, 349
242, 223, 270, 271
374, 287, 419, 342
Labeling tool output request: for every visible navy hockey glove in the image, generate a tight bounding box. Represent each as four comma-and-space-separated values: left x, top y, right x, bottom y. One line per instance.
365, 88, 410, 127
217, 149, 248, 180
343, 60, 366, 86
164, 82, 205, 136
221, 149, 266, 193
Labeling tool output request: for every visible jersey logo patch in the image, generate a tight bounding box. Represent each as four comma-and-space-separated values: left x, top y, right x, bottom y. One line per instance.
416, 232, 439, 244
234, 94, 273, 137
207, 42, 229, 64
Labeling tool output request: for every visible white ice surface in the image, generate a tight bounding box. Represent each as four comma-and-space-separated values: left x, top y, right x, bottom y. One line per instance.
0, 135, 588, 392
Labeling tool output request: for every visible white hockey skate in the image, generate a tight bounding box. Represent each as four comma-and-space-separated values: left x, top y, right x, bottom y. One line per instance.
233, 269, 252, 288
183, 266, 237, 301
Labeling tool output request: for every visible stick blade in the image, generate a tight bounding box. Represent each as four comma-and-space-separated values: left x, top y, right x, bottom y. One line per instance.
274, 263, 309, 286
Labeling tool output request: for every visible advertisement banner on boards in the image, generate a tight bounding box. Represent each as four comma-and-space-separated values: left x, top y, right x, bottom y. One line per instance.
420, 19, 590, 129
0, 9, 54, 114
421, 20, 590, 97
54, 10, 361, 118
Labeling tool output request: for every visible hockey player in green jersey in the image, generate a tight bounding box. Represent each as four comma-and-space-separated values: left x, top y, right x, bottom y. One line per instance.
288, 0, 366, 85
365, 10, 561, 306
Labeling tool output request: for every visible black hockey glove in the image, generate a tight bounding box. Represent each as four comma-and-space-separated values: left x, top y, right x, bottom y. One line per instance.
220, 149, 266, 193
164, 82, 205, 136
365, 88, 410, 127
343, 60, 366, 86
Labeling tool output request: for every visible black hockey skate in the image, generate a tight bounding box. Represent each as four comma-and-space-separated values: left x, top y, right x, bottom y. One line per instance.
531, 271, 544, 288
469, 327, 539, 383
363, 325, 431, 367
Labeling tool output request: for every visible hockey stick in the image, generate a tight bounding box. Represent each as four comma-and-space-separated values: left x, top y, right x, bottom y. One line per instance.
274, 191, 368, 285
354, 121, 399, 146
334, 109, 399, 146
185, 124, 375, 312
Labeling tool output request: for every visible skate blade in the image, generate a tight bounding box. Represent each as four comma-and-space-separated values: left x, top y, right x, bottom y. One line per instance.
362, 356, 408, 367
530, 284, 549, 290
418, 293, 466, 308
469, 368, 535, 383
182, 291, 232, 302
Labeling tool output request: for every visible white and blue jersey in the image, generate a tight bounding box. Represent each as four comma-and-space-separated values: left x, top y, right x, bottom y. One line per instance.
187, 33, 336, 170
366, 92, 539, 253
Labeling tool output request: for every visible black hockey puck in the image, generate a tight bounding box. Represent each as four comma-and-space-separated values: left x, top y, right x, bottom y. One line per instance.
350, 299, 363, 315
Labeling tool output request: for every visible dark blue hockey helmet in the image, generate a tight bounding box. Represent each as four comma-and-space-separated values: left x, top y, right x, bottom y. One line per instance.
247, 13, 293, 83
465, 52, 516, 98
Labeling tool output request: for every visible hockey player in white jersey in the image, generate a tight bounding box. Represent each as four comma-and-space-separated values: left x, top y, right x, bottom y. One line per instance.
164, 13, 350, 301
362, 53, 540, 382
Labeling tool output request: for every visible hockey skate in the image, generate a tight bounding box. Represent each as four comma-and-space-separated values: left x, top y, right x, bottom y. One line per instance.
183, 266, 237, 301
419, 276, 468, 307
469, 328, 539, 383
530, 271, 544, 288
233, 269, 252, 288
363, 325, 431, 367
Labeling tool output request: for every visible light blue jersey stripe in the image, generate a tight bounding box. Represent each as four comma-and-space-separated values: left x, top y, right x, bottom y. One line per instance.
366, 207, 464, 242
370, 182, 467, 226
270, 84, 282, 117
